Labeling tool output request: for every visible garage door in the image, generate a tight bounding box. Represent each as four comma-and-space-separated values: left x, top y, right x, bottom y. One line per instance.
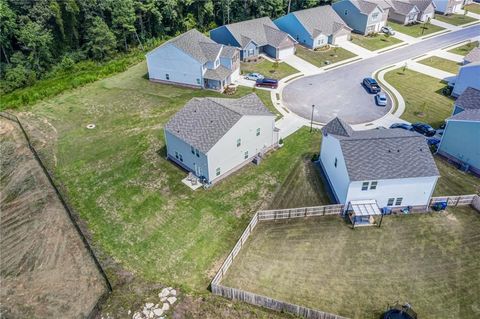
334, 34, 350, 44
278, 46, 295, 60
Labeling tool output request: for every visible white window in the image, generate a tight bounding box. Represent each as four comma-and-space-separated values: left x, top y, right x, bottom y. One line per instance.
372, 12, 379, 20
244, 151, 249, 159
395, 198, 403, 206
248, 49, 254, 55
216, 167, 221, 176
387, 198, 395, 206
370, 181, 378, 190
175, 151, 179, 159
256, 128, 260, 136
179, 154, 183, 162
166, 74, 170, 80
237, 138, 241, 147
361, 182, 369, 191
196, 78, 200, 84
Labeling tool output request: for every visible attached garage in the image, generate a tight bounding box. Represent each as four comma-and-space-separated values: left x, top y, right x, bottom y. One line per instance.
332, 28, 351, 45
277, 45, 295, 59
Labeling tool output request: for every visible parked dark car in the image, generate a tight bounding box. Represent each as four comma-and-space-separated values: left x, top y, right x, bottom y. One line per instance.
362, 77, 381, 93
412, 123, 436, 137
427, 137, 441, 146
255, 78, 278, 89
390, 123, 413, 131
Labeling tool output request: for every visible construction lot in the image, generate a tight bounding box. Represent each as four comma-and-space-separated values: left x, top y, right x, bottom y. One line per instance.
222, 207, 480, 319
0, 119, 106, 318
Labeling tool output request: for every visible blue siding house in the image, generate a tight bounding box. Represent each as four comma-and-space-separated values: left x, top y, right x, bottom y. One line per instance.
210, 17, 297, 61
274, 5, 352, 49
333, 0, 387, 35
437, 87, 480, 175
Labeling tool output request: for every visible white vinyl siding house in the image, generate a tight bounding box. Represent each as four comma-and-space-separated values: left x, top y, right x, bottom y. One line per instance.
319, 118, 439, 211
164, 94, 278, 185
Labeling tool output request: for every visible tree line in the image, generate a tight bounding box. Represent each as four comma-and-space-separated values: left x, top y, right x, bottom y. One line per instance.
0, 0, 331, 94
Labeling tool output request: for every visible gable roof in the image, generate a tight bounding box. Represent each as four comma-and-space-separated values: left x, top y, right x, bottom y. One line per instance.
322, 117, 354, 137
323, 118, 439, 181
407, 0, 436, 12
389, 0, 419, 15
147, 29, 237, 64
464, 47, 480, 64
449, 109, 480, 121
455, 87, 480, 110
165, 94, 274, 153
291, 5, 352, 37
222, 17, 294, 48
350, 0, 383, 14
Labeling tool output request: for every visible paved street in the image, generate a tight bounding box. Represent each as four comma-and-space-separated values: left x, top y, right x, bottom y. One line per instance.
282, 25, 480, 125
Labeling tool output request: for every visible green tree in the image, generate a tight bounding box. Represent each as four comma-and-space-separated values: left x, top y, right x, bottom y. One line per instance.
16, 20, 54, 73
84, 17, 117, 60
0, 0, 16, 63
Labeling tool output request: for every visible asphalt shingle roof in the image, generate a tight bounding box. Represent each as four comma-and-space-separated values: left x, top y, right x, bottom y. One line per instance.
204, 65, 234, 81
324, 118, 439, 181
390, 0, 419, 15
165, 94, 274, 153
223, 17, 293, 48
351, 0, 381, 14
407, 0, 435, 12
323, 117, 354, 137
464, 47, 480, 64
455, 87, 480, 110
449, 109, 480, 121
291, 5, 351, 37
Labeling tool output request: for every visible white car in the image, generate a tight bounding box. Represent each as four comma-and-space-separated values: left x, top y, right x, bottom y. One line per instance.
381, 26, 395, 36
244, 73, 264, 81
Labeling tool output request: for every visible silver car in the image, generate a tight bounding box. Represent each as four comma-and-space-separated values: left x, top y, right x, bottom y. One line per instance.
381, 26, 395, 35
375, 92, 388, 106
244, 72, 264, 81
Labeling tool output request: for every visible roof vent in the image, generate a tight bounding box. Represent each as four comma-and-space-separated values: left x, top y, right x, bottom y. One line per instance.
397, 149, 400, 152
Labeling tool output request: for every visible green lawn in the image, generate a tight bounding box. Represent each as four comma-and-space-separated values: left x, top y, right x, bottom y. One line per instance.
464, 3, 480, 15
388, 21, 445, 37
384, 68, 454, 127
434, 13, 478, 26
417, 56, 461, 74
240, 59, 299, 80
448, 41, 480, 55
350, 33, 403, 51
434, 157, 480, 196
294, 45, 357, 67
253, 89, 282, 120
222, 206, 480, 319
15, 61, 324, 294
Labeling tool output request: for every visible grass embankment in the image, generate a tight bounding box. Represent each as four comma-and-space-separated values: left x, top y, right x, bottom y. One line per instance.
384, 68, 454, 127
464, 3, 480, 15
1, 44, 164, 110
417, 56, 461, 74
240, 59, 299, 80
294, 45, 357, 67
388, 21, 445, 37
17, 61, 324, 294
350, 33, 403, 51
222, 206, 480, 319
434, 13, 478, 26
434, 157, 480, 195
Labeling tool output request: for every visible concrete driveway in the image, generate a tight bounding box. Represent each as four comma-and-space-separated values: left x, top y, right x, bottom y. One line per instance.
282, 25, 480, 125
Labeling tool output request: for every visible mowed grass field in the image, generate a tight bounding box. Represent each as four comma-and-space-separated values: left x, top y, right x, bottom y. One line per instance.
448, 40, 479, 55
222, 206, 480, 319
434, 157, 480, 196
16, 61, 324, 293
388, 21, 445, 38
434, 13, 478, 26
384, 68, 454, 127
294, 45, 357, 67
418, 56, 461, 74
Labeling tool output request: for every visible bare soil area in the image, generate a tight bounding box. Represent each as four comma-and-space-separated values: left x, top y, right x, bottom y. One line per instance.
0, 118, 106, 319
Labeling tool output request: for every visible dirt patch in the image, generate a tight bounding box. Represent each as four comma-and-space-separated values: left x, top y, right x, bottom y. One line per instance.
0, 118, 107, 318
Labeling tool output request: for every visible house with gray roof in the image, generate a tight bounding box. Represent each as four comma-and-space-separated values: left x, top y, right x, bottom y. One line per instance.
164, 93, 278, 185
407, 0, 436, 22
319, 117, 439, 210
210, 17, 297, 61
383, 0, 421, 24
333, 0, 388, 34
146, 29, 240, 91
464, 47, 480, 64
274, 5, 352, 49
438, 87, 480, 175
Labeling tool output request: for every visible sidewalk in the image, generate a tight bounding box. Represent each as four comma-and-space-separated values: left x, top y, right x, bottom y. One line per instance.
430, 18, 461, 31
431, 50, 464, 63
406, 61, 456, 80
392, 31, 420, 44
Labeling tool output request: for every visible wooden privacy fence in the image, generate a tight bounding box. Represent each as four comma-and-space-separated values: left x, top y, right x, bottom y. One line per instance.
211, 284, 347, 319
211, 204, 346, 319
430, 194, 477, 207
257, 204, 344, 220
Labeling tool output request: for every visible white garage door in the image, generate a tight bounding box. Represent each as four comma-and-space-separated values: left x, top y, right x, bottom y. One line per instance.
334, 34, 350, 44
452, 4, 462, 13
278, 46, 295, 60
